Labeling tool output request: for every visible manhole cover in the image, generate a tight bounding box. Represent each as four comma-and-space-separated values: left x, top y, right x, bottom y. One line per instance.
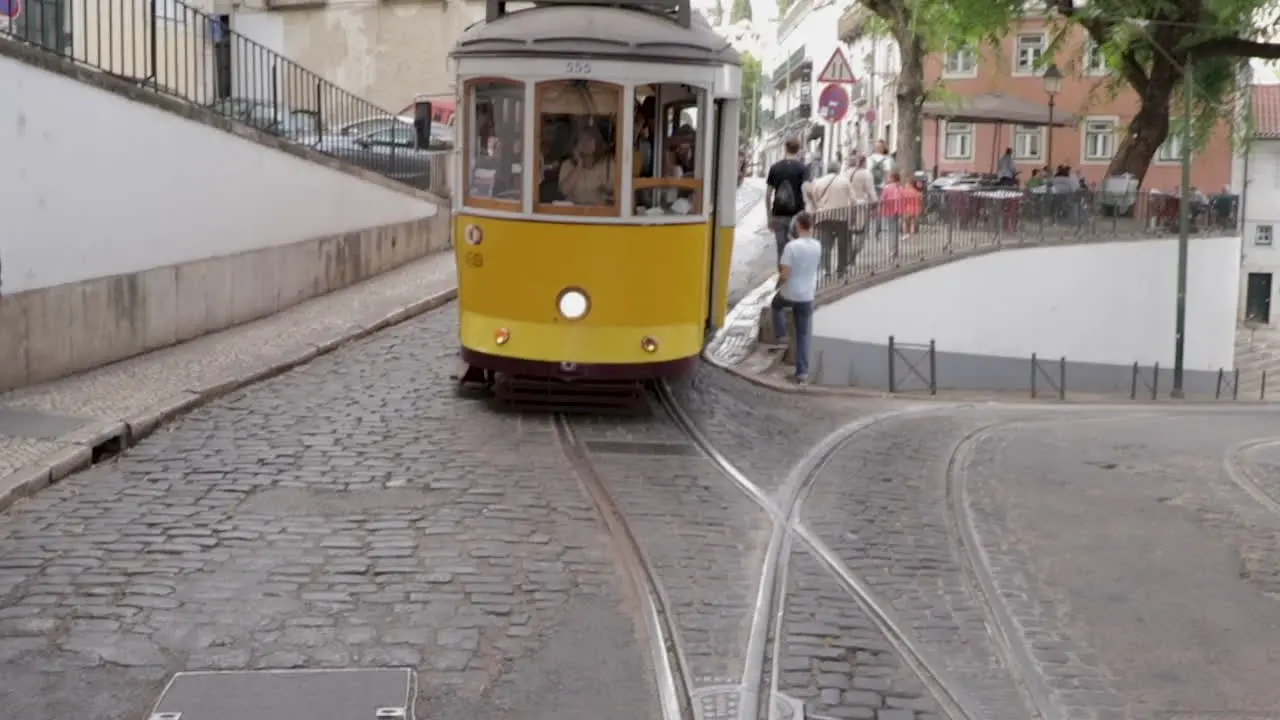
147, 668, 415, 720
585, 440, 700, 458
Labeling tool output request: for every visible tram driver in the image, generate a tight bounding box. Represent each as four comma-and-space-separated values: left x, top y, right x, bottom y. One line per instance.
558, 125, 615, 206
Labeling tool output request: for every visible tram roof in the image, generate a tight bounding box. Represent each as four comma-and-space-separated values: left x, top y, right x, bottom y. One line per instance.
452, 0, 740, 66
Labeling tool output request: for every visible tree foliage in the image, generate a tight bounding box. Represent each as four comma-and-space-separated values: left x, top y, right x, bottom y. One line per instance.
1051, 0, 1279, 183
859, 0, 1024, 174
730, 0, 751, 23
739, 52, 763, 140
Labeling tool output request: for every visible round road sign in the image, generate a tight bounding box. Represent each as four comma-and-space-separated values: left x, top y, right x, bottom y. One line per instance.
0, 0, 23, 19
818, 84, 849, 124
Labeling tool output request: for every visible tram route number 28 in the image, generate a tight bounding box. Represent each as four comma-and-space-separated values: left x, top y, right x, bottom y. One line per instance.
565, 60, 591, 75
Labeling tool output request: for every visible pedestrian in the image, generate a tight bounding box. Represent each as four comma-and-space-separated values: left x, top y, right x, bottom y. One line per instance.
805, 161, 856, 279
765, 136, 808, 262
771, 211, 822, 385
868, 140, 893, 195
848, 154, 878, 251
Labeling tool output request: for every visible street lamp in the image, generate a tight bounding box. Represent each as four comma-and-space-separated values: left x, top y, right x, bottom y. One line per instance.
1042, 64, 1063, 167
1123, 18, 1195, 397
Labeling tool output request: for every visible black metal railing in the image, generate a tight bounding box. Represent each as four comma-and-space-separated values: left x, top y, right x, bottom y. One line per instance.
1, 0, 451, 196
801, 186, 1239, 295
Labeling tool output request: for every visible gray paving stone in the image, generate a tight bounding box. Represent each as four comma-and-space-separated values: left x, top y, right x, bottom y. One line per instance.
0, 307, 651, 720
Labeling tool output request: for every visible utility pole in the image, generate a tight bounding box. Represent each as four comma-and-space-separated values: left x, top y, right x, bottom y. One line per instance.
1172, 55, 1193, 398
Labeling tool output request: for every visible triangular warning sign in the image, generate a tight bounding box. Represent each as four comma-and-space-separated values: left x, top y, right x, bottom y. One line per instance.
818, 48, 856, 84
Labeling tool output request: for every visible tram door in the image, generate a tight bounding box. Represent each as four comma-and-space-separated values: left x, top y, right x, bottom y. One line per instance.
706, 100, 724, 333
706, 97, 740, 332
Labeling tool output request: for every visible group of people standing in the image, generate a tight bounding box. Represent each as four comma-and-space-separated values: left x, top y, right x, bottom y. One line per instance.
761, 135, 908, 385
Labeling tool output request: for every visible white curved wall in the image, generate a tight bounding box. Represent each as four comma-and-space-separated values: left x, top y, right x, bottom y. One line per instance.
815, 236, 1242, 371
0, 50, 437, 295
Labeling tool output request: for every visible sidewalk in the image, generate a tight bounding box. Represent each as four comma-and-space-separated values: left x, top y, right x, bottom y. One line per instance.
0, 251, 457, 511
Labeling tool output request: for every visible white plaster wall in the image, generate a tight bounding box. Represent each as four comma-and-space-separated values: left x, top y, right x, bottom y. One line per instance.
1242, 141, 1280, 273
815, 237, 1242, 370
0, 50, 437, 295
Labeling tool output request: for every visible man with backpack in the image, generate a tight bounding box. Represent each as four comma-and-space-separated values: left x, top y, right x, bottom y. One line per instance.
868, 140, 893, 195
765, 136, 808, 262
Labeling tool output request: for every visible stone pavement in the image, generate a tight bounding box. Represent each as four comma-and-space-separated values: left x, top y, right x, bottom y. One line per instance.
1236, 325, 1280, 398
0, 251, 457, 511
0, 298, 658, 720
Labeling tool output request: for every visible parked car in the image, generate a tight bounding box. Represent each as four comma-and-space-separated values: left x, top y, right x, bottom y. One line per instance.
209, 98, 319, 139
322, 122, 448, 190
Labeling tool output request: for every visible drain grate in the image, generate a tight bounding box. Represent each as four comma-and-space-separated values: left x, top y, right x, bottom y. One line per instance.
585, 440, 701, 457
147, 668, 415, 720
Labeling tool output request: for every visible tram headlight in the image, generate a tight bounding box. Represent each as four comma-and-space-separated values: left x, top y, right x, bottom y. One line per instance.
557, 289, 590, 320
495, 328, 511, 345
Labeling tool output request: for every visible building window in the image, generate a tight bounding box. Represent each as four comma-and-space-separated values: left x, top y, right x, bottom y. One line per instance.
943, 122, 975, 161
944, 47, 978, 78
1157, 131, 1184, 163
1082, 117, 1117, 162
1015, 33, 1046, 75
1257, 224, 1274, 247
1084, 41, 1108, 76
1013, 125, 1043, 162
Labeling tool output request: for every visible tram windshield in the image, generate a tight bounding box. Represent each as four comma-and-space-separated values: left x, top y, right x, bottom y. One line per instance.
536, 80, 623, 215
466, 78, 525, 207
632, 83, 705, 217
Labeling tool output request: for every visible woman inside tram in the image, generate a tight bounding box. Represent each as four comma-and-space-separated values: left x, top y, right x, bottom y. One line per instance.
558, 124, 615, 206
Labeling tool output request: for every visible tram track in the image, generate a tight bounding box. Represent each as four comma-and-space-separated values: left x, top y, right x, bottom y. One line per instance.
653, 381, 981, 720
553, 413, 696, 720
1223, 437, 1280, 517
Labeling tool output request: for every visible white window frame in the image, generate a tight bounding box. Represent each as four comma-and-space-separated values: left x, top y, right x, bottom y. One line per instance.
1084, 41, 1108, 76
1012, 124, 1044, 162
1156, 129, 1185, 164
943, 47, 978, 79
1081, 116, 1118, 164
943, 121, 975, 161
1256, 224, 1274, 247
1014, 32, 1047, 76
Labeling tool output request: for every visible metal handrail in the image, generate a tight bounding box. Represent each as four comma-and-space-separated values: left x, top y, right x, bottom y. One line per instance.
1, 0, 451, 196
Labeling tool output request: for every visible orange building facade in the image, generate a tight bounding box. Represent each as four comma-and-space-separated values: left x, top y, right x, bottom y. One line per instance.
920, 18, 1233, 192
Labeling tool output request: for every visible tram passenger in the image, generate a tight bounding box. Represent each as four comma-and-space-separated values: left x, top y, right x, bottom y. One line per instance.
559, 125, 615, 206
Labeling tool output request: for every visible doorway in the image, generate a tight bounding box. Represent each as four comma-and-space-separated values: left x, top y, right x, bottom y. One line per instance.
1246, 272, 1273, 324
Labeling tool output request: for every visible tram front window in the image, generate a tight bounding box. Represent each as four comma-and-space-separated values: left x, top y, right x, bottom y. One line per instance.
632, 83, 705, 217
465, 78, 524, 208
536, 80, 622, 216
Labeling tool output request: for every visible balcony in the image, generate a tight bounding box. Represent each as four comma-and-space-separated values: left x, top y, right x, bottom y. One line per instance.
771, 47, 812, 89
838, 4, 873, 43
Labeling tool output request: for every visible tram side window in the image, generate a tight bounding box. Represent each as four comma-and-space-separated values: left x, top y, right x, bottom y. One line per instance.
536, 80, 622, 215
632, 83, 705, 217
466, 78, 524, 206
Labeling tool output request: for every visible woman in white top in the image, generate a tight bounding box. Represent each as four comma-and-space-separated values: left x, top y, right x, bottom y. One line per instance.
559, 125, 614, 206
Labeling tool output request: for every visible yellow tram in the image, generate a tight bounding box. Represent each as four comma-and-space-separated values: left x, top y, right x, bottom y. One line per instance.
450, 0, 742, 398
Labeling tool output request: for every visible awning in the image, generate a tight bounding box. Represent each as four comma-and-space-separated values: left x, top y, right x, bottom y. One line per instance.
921, 92, 1077, 127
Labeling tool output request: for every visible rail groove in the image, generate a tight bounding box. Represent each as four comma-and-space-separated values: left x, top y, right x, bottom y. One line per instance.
653, 382, 978, 720
554, 413, 695, 720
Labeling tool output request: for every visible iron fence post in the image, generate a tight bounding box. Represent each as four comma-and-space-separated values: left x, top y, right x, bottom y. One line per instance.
887, 336, 896, 393
1130, 361, 1138, 400
1216, 369, 1223, 400
1263, 370, 1268, 400
1234, 368, 1240, 400
1151, 362, 1160, 400
1058, 356, 1066, 401
1031, 353, 1038, 399
928, 340, 937, 396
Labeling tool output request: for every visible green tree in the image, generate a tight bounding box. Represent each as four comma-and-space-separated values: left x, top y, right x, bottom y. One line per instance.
1051, 0, 1280, 183
858, 0, 1024, 175
730, 0, 751, 23
777, 0, 793, 16
739, 52, 763, 139
711, 0, 724, 24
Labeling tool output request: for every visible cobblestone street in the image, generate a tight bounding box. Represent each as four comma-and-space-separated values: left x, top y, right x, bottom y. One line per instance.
0, 310, 655, 720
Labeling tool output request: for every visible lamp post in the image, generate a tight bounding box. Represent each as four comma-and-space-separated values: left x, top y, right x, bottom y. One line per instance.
1042, 64, 1063, 167
1172, 55, 1193, 398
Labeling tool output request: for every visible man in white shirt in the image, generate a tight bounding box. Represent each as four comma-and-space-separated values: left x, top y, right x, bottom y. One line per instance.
847, 154, 879, 250
805, 161, 856, 279
771, 212, 823, 384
